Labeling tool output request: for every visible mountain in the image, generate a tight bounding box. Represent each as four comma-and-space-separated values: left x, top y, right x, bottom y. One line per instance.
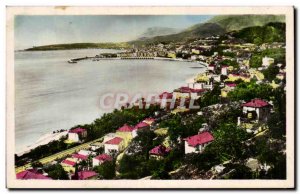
206, 15, 285, 32
138, 27, 182, 39
130, 23, 225, 45
131, 15, 285, 46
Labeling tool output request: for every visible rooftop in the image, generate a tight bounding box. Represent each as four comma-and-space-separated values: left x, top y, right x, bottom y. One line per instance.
184, 132, 214, 147
16, 170, 51, 180
94, 154, 113, 162
104, 137, 123, 145
242, 99, 271, 108
69, 128, 86, 134
117, 124, 134, 132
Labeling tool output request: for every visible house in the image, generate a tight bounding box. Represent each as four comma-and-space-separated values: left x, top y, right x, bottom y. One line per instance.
61, 158, 78, 173
67, 128, 87, 143
221, 65, 229, 75
72, 153, 88, 161
16, 169, 51, 180
92, 153, 113, 167
242, 99, 272, 121
262, 56, 274, 67
149, 145, 171, 159
183, 131, 214, 154
173, 86, 206, 99
73, 170, 98, 180
116, 124, 135, 146
221, 83, 237, 98
104, 137, 125, 155
143, 118, 155, 126
208, 64, 216, 71
132, 121, 150, 138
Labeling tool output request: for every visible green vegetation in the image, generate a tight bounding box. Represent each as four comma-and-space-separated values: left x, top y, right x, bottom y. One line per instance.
233, 22, 285, 45
227, 82, 273, 102
45, 164, 69, 180
250, 48, 285, 68
25, 42, 130, 51
261, 64, 280, 82
208, 15, 285, 32
94, 160, 116, 179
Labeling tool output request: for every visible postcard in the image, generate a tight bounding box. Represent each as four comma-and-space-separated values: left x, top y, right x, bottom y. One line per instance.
6, 6, 294, 189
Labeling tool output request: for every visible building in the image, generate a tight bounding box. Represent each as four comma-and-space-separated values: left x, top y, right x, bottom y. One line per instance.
221, 83, 237, 98
116, 124, 135, 146
16, 169, 51, 180
241, 99, 272, 121
221, 65, 229, 75
262, 56, 275, 67
149, 145, 171, 159
183, 131, 214, 154
143, 118, 155, 126
73, 171, 98, 180
104, 137, 125, 155
67, 128, 87, 143
92, 154, 113, 167
61, 158, 78, 173
132, 121, 150, 138
208, 64, 216, 71
173, 86, 206, 99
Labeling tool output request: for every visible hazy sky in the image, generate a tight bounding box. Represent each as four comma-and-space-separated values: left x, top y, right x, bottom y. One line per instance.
15, 15, 213, 50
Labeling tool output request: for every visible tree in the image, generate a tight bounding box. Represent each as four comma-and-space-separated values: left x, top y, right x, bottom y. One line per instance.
94, 161, 116, 179
262, 64, 280, 82
46, 164, 69, 180
205, 123, 250, 162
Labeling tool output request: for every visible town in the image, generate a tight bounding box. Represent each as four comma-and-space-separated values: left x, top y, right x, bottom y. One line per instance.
15, 22, 286, 180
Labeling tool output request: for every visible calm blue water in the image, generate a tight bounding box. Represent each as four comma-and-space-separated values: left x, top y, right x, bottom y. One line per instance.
14, 49, 205, 153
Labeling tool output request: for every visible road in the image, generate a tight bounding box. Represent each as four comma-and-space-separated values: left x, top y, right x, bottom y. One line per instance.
15, 137, 103, 173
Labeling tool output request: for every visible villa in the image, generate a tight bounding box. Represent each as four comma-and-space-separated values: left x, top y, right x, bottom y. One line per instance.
67, 128, 87, 143
149, 145, 171, 159
104, 137, 125, 155
132, 121, 150, 138
241, 98, 272, 121
73, 170, 98, 180
183, 131, 214, 154
92, 154, 113, 167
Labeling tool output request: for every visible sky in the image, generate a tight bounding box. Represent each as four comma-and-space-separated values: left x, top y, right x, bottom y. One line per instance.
14, 15, 213, 50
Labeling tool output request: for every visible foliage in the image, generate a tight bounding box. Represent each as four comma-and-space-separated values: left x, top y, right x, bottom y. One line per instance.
206, 123, 250, 162
94, 161, 116, 179
45, 164, 69, 180
261, 64, 280, 82
250, 48, 285, 68
233, 22, 285, 45
221, 59, 239, 68
227, 82, 273, 102
199, 83, 221, 108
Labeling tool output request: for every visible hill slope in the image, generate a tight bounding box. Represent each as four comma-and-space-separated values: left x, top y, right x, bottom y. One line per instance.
138, 27, 182, 39
206, 15, 285, 32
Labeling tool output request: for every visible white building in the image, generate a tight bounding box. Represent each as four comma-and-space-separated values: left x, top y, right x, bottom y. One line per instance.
262, 56, 275, 67
67, 128, 87, 143
242, 99, 272, 121
221, 65, 229, 75
104, 137, 124, 155
183, 131, 214, 154
92, 154, 112, 167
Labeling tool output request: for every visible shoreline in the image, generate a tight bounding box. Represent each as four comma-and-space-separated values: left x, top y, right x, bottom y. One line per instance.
16, 58, 207, 156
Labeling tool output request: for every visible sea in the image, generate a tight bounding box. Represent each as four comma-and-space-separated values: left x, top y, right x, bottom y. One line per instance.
14, 49, 206, 154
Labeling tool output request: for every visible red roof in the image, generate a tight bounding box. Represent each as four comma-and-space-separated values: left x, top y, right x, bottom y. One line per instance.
61, 159, 76, 166
16, 170, 51, 180
159, 92, 173, 99
117, 124, 134, 132
72, 153, 88, 160
69, 128, 86, 134
104, 137, 123, 145
134, 121, 150, 130
222, 65, 229, 68
208, 64, 215, 67
184, 132, 214, 147
94, 154, 112, 162
149, 145, 171, 156
225, 83, 237, 87
176, 86, 206, 94
77, 171, 98, 180
242, 99, 271, 108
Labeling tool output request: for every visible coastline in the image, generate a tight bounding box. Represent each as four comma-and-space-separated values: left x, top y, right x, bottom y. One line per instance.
16, 58, 207, 156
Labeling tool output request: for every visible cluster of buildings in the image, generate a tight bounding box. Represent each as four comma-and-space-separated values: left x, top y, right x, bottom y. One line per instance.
17, 34, 285, 180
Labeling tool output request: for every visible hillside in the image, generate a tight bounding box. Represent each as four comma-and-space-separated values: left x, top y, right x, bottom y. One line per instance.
130, 23, 225, 46
138, 27, 182, 39
207, 15, 285, 32
232, 22, 286, 44
130, 15, 285, 46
